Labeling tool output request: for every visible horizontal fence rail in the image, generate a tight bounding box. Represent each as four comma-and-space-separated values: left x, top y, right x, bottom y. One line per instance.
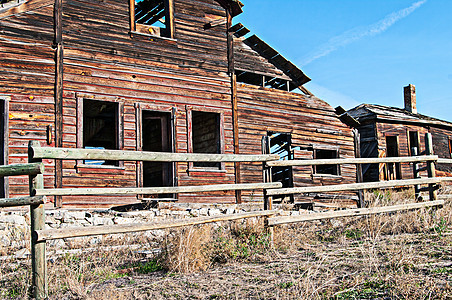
0, 196, 46, 207
438, 158, 452, 164
35, 182, 283, 196
35, 210, 279, 242
0, 163, 44, 177
30, 146, 280, 162
266, 177, 442, 196
268, 200, 445, 226
266, 155, 438, 167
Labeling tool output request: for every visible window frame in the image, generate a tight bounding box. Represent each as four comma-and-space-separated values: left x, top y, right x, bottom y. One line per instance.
312, 147, 341, 177
186, 106, 225, 172
0, 96, 9, 198
129, 0, 175, 39
408, 130, 420, 156
76, 96, 124, 171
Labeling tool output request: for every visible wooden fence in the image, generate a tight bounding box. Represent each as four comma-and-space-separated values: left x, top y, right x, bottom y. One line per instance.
1, 132, 451, 299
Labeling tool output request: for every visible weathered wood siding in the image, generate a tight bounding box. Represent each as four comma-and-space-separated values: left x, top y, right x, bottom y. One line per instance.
375, 122, 428, 181
0, 1, 56, 197
236, 84, 357, 207
431, 127, 452, 174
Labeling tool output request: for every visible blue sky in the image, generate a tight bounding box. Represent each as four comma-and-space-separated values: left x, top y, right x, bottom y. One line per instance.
235, 0, 452, 122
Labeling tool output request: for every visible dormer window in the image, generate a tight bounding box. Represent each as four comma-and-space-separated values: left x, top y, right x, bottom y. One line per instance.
129, 0, 174, 39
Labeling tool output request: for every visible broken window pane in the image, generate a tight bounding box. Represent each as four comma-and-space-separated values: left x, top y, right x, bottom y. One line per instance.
83, 99, 118, 166
315, 149, 339, 175
135, 0, 167, 28
192, 111, 220, 169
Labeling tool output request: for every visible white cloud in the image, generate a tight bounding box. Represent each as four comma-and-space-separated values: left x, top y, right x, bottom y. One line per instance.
306, 82, 361, 110
301, 0, 427, 65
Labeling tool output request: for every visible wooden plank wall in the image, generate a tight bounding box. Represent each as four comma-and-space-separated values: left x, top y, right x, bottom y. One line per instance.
431, 127, 452, 174
58, 0, 236, 206
236, 84, 357, 207
0, 1, 56, 198
375, 122, 429, 181
0, 0, 359, 207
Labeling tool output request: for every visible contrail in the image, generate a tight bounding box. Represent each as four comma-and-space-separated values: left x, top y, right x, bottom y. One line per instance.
301, 0, 427, 65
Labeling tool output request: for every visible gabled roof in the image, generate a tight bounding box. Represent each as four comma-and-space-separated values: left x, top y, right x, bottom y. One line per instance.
347, 103, 452, 130
231, 23, 311, 90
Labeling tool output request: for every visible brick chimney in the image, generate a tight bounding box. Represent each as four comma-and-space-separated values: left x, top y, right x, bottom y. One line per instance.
404, 84, 417, 114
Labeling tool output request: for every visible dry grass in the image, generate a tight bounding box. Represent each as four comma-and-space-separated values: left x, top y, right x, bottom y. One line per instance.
1, 187, 451, 299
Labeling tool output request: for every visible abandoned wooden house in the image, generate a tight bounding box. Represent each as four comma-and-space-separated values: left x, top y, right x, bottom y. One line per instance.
345, 84, 452, 182
0, 0, 357, 208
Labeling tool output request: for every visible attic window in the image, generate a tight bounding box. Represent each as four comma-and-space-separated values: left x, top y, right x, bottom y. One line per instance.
130, 0, 174, 38
235, 70, 297, 92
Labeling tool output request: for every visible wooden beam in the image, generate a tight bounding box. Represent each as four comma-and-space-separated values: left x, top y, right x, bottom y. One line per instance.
29, 146, 279, 162
35, 182, 283, 196
438, 158, 452, 164
268, 200, 445, 226
266, 177, 442, 196
35, 210, 279, 242
54, 0, 63, 208
0, 196, 46, 208
0, 163, 44, 177
266, 155, 438, 167
28, 141, 47, 299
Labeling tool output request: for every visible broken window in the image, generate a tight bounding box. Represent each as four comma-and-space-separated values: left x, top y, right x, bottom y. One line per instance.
235, 70, 297, 92
83, 99, 119, 166
449, 139, 452, 158
385, 136, 402, 180
408, 131, 420, 155
131, 0, 173, 38
314, 149, 340, 175
267, 132, 294, 201
191, 111, 221, 169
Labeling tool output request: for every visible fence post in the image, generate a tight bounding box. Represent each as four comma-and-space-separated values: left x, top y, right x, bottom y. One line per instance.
425, 133, 438, 201
353, 129, 365, 208
28, 141, 47, 299
261, 137, 274, 245
411, 147, 421, 201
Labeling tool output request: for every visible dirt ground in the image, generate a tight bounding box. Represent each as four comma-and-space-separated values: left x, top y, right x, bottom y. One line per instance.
82, 231, 452, 300
1, 191, 452, 299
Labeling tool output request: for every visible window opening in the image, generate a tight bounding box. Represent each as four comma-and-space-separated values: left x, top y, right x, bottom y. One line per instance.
408, 131, 419, 156
192, 111, 221, 169
385, 136, 401, 180
83, 99, 119, 166
132, 0, 173, 37
235, 70, 296, 92
449, 139, 452, 158
314, 149, 340, 175
268, 132, 293, 201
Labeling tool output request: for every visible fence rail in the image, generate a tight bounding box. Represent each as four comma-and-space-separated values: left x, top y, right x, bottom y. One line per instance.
0, 162, 44, 177
34, 182, 282, 196
266, 177, 443, 196
266, 155, 439, 167
0, 195, 46, 207
268, 200, 445, 226
35, 210, 278, 242
30, 146, 279, 162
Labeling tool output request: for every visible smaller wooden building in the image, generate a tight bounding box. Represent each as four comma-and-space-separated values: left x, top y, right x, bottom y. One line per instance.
345, 84, 452, 182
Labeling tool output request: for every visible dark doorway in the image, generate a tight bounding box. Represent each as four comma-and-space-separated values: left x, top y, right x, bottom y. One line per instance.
267, 132, 293, 201
142, 111, 173, 199
409, 131, 419, 156
0, 99, 6, 198
385, 136, 402, 180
